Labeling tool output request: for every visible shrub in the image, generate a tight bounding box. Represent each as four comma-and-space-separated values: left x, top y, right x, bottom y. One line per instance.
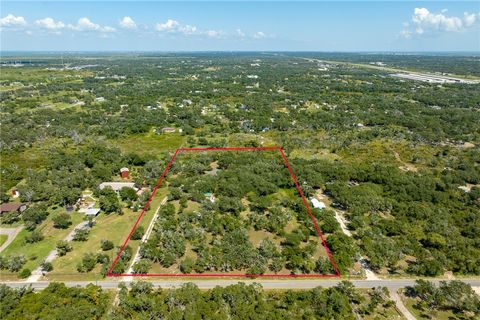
131, 226, 145, 240
180, 257, 195, 274
24, 230, 44, 243
100, 239, 114, 251
19, 268, 31, 279
132, 260, 150, 274
72, 227, 90, 241
56, 240, 73, 256
77, 253, 97, 273
40, 261, 53, 272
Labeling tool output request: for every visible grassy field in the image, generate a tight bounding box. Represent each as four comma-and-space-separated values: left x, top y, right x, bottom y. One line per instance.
109, 132, 185, 158
0, 209, 84, 277
47, 188, 168, 281
356, 289, 404, 320
403, 295, 457, 320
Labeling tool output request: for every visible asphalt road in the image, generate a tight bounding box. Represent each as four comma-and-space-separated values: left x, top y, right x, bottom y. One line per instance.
2, 279, 480, 290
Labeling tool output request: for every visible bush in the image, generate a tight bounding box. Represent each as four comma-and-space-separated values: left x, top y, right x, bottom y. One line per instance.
19, 268, 31, 279
77, 253, 97, 273
40, 261, 53, 272
72, 227, 90, 241
96, 253, 110, 264
132, 260, 150, 274
52, 213, 72, 229
24, 230, 44, 243
180, 257, 195, 274
131, 226, 145, 240
100, 239, 114, 251
56, 240, 73, 256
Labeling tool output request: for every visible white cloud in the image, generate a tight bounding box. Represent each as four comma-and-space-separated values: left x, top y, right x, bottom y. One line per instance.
155, 19, 181, 32
155, 19, 223, 37
236, 29, 246, 37
119, 16, 137, 29
464, 12, 477, 27
35, 17, 65, 30
0, 14, 27, 27
205, 29, 224, 38
401, 8, 479, 38
102, 26, 117, 33
253, 31, 266, 39
68, 17, 115, 33
76, 17, 100, 30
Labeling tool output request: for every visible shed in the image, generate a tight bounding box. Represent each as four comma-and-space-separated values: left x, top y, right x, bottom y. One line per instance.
85, 208, 101, 217
120, 167, 129, 179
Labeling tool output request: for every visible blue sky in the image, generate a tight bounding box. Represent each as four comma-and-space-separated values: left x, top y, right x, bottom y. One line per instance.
1, 1, 479, 51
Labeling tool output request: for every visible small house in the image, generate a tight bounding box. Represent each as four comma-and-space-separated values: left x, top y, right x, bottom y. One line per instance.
0, 203, 26, 214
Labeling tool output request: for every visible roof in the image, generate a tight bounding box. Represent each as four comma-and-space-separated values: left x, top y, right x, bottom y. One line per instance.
85, 208, 101, 216
120, 167, 129, 172
0, 203, 25, 212
310, 198, 326, 209
99, 182, 136, 191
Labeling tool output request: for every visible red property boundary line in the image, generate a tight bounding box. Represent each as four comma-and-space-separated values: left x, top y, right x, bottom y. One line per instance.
107, 146, 341, 278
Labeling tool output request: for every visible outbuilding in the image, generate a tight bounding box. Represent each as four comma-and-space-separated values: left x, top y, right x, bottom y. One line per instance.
85, 208, 101, 217
0, 203, 27, 214
310, 198, 326, 210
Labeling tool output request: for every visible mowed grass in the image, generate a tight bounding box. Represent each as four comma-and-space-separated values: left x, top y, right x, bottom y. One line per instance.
48, 188, 168, 281
404, 296, 457, 320
0, 209, 84, 276
109, 132, 185, 158
0, 235, 8, 247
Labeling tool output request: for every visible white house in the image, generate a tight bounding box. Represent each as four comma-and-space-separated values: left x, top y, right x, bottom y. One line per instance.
310, 198, 326, 209
99, 182, 136, 192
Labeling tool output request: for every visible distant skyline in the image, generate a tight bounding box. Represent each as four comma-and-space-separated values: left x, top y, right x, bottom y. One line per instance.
1, 1, 479, 52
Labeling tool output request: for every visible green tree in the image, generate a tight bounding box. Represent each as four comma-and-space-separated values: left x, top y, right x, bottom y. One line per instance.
56, 240, 73, 256
52, 213, 72, 229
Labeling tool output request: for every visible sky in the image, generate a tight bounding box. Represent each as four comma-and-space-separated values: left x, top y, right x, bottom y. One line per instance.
1, 1, 479, 52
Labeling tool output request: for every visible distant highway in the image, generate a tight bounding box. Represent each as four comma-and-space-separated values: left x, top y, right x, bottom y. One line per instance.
2, 278, 480, 290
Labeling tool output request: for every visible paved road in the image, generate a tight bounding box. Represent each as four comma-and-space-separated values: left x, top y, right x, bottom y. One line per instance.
3, 278, 480, 290
0, 225, 24, 253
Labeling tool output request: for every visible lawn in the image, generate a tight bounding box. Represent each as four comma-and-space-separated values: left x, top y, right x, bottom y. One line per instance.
0, 235, 8, 247
0, 209, 84, 277
403, 295, 457, 320
48, 188, 168, 281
